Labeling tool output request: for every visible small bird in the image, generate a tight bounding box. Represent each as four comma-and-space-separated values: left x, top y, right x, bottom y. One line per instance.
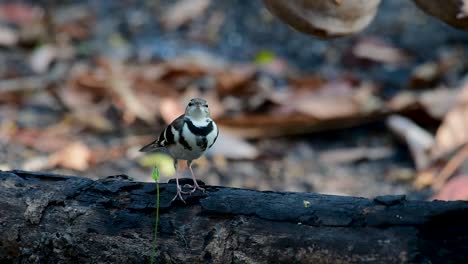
140, 98, 219, 202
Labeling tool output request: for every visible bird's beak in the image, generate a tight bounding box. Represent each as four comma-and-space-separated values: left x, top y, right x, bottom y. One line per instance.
191, 105, 204, 117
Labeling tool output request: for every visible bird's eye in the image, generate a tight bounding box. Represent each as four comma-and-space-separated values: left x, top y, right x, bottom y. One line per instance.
204, 104, 208, 107
188, 103, 194, 106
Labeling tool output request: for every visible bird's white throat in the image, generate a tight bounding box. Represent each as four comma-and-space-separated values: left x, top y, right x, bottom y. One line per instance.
186, 116, 211, 127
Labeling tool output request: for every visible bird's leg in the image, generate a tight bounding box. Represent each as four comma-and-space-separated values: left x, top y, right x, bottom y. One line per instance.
171, 159, 188, 203
187, 160, 205, 193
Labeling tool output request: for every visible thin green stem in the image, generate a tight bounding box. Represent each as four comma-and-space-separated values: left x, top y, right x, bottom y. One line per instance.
150, 166, 160, 264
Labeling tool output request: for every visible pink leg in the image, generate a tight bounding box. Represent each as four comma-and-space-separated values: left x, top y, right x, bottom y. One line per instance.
187, 160, 205, 193
171, 160, 189, 203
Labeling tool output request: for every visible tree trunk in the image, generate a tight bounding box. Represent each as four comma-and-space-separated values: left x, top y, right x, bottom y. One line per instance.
1, 170, 467, 263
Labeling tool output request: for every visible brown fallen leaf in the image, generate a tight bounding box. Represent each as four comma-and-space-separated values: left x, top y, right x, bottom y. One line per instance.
432, 174, 468, 201
413, 162, 445, 190
161, 0, 211, 30
217, 111, 384, 138
13, 126, 73, 153
352, 37, 409, 65
216, 65, 256, 96
167, 51, 226, 75
409, 62, 440, 89
411, 82, 468, 189
106, 61, 156, 124
160, 97, 184, 124
54, 5, 94, 40
208, 131, 258, 160
293, 93, 359, 119
386, 88, 457, 120
0, 25, 18, 46
48, 141, 92, 171
70, 110, 114, 132
0, 3, 43, 25
29, 44, 57, 74
432, 82, 468, 157
271, 80, 365, 120
413, 0, 468, 30
22, 156, 50, 171
263, 0, 381, 38
319, 146, 394, 164
60, 77, 114, 132
458, 0, 468, 19
387, 91, 419, 112
418, 87, 457, 120
289, 75, 326, 91
217, 78, 394, 138
432, 144, 468, 190
386, 115, 435, 170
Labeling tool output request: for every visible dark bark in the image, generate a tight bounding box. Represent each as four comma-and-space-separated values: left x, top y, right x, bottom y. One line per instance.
0, 170, 467, 264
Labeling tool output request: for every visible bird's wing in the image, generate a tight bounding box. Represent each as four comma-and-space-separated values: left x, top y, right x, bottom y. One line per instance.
139, 114, 185, 152
169, 114, 186, 132
208, 124, 219, 149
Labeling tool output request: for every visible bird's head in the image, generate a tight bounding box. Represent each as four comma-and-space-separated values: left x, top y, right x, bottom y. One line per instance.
185, 98, 210, 120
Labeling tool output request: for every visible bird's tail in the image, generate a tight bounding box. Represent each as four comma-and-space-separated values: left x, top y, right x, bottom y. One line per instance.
139, 140, 162, 152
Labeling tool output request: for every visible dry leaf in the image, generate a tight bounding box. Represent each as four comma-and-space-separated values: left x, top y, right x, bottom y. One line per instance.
60, 80, 114, 132
71, 110, 114, 132
458, 0, 468, 19
271, 80, 360, 120
263, 0, 381, 38
432, 144, 468, 190
387, 91, 418, 112
107, 61, 156, 124
13, 127, 73, 153
216, 66, 256, 96
352, 37, 408, 65
419, 88, 457, 120
161, 0, 211, 30
413, 0, 468, 30
168, 51, 226, 74
432, 82, 468, 157
319, 147, 393, 164
289, 75, 326, 90
217, 111, 376, 138
208, 131, 258, 159
48, 141, 92, 171
29, 44, 57, 73
386, 115, 435, 170
413, 82, 468, 189
0, 25, 18, 46
432, 174, 468, 201
409, 62, 440, 89
295, 95, 359, 119
160, 97, 184, 124
54, 5, 94, 40
22, 156, 50, 171
218, 80, 386, 138
0, 3, 43, 25
414, 164, 443, 190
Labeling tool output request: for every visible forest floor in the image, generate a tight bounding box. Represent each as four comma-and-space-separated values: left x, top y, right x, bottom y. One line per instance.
0, 0, 467, 199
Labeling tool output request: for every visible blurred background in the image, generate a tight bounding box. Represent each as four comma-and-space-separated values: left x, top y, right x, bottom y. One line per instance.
0, 0, 467, 200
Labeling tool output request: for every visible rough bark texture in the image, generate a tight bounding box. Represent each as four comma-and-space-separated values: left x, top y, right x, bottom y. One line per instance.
1, 170, 467, 264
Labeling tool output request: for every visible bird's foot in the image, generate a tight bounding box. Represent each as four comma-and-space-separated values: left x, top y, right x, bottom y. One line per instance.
184, 182, 205, 194
171, 185, 189, 203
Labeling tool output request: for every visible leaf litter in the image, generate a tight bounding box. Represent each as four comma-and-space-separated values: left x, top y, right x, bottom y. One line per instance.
0, 1, 467, 200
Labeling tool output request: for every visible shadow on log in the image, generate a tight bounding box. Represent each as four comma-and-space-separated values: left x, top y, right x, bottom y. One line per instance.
1, 170, 467, 263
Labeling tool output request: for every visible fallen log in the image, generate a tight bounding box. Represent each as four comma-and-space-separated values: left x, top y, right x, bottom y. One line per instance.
0, 170, 467, 263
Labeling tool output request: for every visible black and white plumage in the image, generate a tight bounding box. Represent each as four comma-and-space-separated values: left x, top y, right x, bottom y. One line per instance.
140, 98, 218, 202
